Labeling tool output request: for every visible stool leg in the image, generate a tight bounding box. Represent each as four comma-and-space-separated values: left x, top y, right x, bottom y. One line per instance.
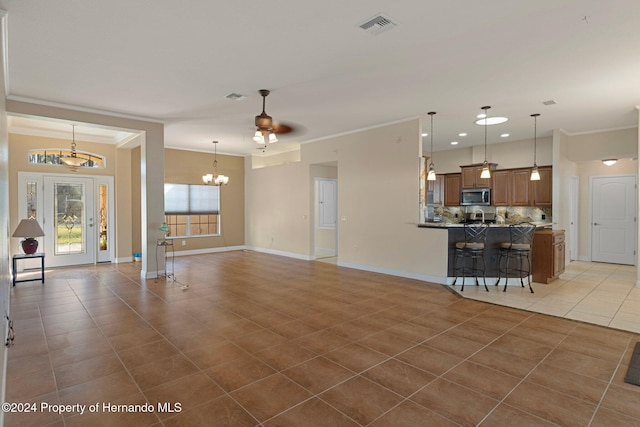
519, 254, 525, 288
452, 251, 458, 287
495, 251, 503, 287
503, 252, 510, 292
461, 253, 466, 292
526, 253, 534, 293
480, 252, 489, 292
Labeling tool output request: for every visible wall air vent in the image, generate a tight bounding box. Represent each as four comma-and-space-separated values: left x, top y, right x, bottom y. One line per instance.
359, 14, 397, 35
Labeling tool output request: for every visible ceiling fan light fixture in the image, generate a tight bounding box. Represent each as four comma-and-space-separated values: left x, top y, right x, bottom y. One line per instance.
253, 131, 264, 143
252, 89, 280, 146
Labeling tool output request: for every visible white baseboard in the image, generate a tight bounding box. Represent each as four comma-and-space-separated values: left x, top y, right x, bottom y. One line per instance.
314, 248, 336, 257
337, 260, 447, 285
245, 246, 314, 261
172, 245, 246, 257
116, 257, 133, 263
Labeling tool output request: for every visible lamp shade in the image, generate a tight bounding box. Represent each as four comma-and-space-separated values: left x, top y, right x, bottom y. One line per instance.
12, 219, 44, 238
12, 219, 44, 255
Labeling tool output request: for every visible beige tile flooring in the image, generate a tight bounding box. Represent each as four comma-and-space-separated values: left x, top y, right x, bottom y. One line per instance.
5, 251, 640, 426
453, 261, 640, 334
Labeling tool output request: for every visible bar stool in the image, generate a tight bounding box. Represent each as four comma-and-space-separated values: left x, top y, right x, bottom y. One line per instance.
495, 222, 536, 293
452, 223, 489, 292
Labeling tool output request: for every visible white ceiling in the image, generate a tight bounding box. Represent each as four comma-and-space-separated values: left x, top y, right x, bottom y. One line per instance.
2, 0, 640, 157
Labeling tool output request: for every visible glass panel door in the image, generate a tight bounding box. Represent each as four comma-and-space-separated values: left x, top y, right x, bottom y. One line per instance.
43, 176, 95, 267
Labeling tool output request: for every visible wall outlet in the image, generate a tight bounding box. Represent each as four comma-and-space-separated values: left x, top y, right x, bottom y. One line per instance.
541, 214, 546, 220
181, 240, 186, 246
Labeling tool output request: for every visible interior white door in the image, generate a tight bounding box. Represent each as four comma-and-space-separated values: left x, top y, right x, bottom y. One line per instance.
591, 175, 636, 265
43, 176, 96, 267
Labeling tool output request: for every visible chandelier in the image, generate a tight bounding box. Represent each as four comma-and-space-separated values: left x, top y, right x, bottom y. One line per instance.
60, 125, 84, 172
202, 141, 229, 185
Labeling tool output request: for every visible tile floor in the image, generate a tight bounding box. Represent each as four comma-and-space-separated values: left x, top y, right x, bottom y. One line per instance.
453, 261, 640, 334
5, 251, 640, 426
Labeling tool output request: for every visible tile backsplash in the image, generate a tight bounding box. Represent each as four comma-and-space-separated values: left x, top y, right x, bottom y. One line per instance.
433, 205, 552, 224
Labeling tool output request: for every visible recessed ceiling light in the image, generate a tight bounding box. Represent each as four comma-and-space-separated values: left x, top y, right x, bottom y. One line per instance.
475, 117, 509, 125
450, 141, 459, 145
458, 133, 467, 137
501, 133, 510, 137
421, 133, 428, 136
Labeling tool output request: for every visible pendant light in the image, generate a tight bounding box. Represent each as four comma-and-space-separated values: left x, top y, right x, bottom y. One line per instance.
61, 125, 85, 172
530, 113, 541, 181
426, 111, 437, 181
480, 106, 491, 179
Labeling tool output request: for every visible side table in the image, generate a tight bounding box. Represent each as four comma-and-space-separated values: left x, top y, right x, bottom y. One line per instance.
155, 239, 175, 281
12, 253, 45, 287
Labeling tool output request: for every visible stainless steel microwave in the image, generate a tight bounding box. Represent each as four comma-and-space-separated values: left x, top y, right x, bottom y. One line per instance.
460, 188, 491, 206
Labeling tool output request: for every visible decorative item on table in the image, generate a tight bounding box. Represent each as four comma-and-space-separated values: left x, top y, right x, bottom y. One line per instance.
12, 218, 45, 254
159, 222, 170, 239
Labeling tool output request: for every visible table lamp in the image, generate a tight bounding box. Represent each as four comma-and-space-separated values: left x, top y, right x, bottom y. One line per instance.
12, 218, 45, 255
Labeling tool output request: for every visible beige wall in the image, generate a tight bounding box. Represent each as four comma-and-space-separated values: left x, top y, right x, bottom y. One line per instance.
245, 119, 449, 281
554, 127, 638, 263
576, 159, 638, 259
0, 14, 9, 415
6, 100, 164, 277
433, 137, 553, 174
245, 158, 311, 257
163, 148, 245, 252
8, 134, 118, 256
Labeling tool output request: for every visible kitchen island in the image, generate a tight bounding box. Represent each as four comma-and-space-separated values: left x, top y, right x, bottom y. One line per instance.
418, 222, 555, 286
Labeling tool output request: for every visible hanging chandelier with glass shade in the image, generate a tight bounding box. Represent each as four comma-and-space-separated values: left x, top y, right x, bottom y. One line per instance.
479, 106, 492, 179
530, 113, 541, 181
202, 141, 229, 186
60, 125, 85, 172
426, 112, 437, 181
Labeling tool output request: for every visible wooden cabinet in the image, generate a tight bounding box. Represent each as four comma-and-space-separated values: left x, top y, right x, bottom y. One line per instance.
511, 169, 531, 206
532, 229, 565, 283
427, 175, 444, 206
460, 164, 496, 189
444, 174, 461, 206
492, 170, 510, 206
531, 166, 552, 206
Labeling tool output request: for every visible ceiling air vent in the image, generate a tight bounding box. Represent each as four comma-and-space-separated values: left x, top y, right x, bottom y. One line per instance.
542, 99, 557, 106
359, 14, 397, 35
226, 93, 247, 101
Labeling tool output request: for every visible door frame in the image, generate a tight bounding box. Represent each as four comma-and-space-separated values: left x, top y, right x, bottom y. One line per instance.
589, 174, 637, 264
569, 175, 579, 261
314, 177, 338, 259
17, 172, 115, 268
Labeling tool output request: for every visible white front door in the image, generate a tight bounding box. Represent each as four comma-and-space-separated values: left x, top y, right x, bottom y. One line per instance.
591, 175, 637, 265
43, 176, 96, 267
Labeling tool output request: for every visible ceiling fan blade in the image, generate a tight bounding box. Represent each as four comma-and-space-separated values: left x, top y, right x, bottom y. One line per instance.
271, 122, 293, 134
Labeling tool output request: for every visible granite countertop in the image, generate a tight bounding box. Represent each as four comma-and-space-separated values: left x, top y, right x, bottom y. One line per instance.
418, 221, 554, 229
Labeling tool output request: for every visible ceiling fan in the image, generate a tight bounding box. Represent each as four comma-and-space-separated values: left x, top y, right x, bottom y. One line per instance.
252, 89, 295, 144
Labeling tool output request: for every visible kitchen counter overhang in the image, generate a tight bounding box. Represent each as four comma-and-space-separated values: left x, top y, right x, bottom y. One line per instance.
418, 222, 554, 285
